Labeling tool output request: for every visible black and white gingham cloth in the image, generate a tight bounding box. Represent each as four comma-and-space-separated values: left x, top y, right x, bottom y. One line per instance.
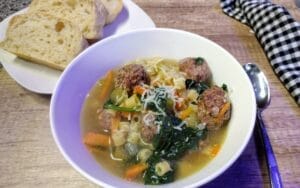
221, 0, 300, 105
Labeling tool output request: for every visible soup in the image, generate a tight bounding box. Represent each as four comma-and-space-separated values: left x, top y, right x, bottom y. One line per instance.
81, 57, 231, 185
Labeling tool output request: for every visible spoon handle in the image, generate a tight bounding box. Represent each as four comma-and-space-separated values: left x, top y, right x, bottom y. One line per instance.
257, 112, 283, 188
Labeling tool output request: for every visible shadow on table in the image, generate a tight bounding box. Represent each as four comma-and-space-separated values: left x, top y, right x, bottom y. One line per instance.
203, 127, 269, 188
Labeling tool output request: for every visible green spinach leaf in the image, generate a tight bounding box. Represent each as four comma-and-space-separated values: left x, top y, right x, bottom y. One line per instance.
185, 79, 209, 94
103, 100, 141, 112
144, 114, 207, 185
194, 57, 205, 65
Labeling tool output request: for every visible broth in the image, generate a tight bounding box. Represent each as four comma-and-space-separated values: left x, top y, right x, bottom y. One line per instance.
81, 58, 229, 184
176, 127, 227, 179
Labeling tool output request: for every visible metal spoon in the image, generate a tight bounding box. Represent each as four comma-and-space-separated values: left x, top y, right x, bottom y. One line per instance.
243, 63, 283, 188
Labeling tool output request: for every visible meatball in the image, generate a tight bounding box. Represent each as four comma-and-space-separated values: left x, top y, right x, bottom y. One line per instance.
179, 57, 211, 82
198, 86, 231, 130
98, 110, 114, 131
115, 64, 149, 91
140, 112, 157, 143
141, 125, 157, 143
142, 112, 156, 126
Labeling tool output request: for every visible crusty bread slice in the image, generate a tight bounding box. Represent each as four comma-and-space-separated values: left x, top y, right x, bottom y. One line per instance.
99, 0, 123, 24
0, 12, 88, 70
29, 0, 108, 40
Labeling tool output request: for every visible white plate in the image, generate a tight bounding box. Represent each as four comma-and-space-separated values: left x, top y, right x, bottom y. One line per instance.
0, 0, 155, 94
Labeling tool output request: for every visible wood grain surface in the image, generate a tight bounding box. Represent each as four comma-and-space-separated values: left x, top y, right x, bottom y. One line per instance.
0, 0, 299, 187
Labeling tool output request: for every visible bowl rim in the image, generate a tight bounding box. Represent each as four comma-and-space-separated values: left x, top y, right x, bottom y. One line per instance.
50, 27, 257, 188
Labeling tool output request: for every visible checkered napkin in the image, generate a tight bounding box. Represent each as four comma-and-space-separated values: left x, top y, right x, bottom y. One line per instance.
221, 0, 300, 105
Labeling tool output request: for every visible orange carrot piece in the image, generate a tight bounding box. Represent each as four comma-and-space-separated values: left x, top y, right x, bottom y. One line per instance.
133, 85, 146, 95
120, 111, 131, 119
215, 102, 231, 124
124, 163, 148, 181
83, 132, 110, 148
99, 70, 114, 105
210, 144, 221, 157
174, 92, 185, 110
175, 101, 185, 111
218, 102, 231, 118
111, 114, 120, 133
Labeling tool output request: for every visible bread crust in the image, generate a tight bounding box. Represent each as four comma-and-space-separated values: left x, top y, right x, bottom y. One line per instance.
99, 0, 123, 24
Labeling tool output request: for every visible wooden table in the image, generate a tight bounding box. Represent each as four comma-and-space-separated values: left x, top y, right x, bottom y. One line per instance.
0, 0, 299, 187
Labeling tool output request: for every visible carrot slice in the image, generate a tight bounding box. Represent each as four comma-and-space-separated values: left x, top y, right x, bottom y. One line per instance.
83, 132, 110, 148
210, 144, 221, 157
111, 114, 120, 133
215, 102, 231, 124
99, 70, 114, 108
120, 111, 131, 119
175, 100, 185, 111
174, 92, 185, 110
124, 163, 148, 181
218, 102, 231, 118
133, 85, 146, 95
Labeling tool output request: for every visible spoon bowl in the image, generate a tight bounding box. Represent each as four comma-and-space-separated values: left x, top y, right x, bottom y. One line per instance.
243, 63, 270, 109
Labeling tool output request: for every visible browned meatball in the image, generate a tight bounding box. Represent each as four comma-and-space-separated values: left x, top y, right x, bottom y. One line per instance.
141, 125, 157, 143
179, 57, 211, 82
198, 86, 231, 130
142, 112, 156, 126
115, 64, 149, 91
98, 110, 114, 131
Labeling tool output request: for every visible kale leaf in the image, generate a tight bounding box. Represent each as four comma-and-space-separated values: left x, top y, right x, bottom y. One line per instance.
153, 115, 207, 160
185, 79, 209, 94
194, 57, 205, 65
103, 100, 141, 112
144, 114, 207, 185
221, 83, 228, 92
140, 86, 207, 185
141, 87, 168, 113
144, 153, 175, 185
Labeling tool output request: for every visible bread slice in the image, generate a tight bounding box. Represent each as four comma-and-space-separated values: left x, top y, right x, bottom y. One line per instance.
0, 12, 88, 70
99, 0, 123, 24
29, 0, 108, 40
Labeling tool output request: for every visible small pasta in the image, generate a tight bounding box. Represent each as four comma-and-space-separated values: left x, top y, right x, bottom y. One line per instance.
155, 160, 172, 176
185, 113, 199, 128
173, 77, 186, 90
121, 94, 141, 108
137, 148, 152, 163
187, 89, 198, 101
131, 113, 141, 124
190, 104, 198, 112
111, 130, 127, 146
141, 58, 188, 88
110, 88, 128, 105
119, 121, 130, 132
137, 57, 164, 75
130, 122, 141, 132
127, 132, 140, 144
